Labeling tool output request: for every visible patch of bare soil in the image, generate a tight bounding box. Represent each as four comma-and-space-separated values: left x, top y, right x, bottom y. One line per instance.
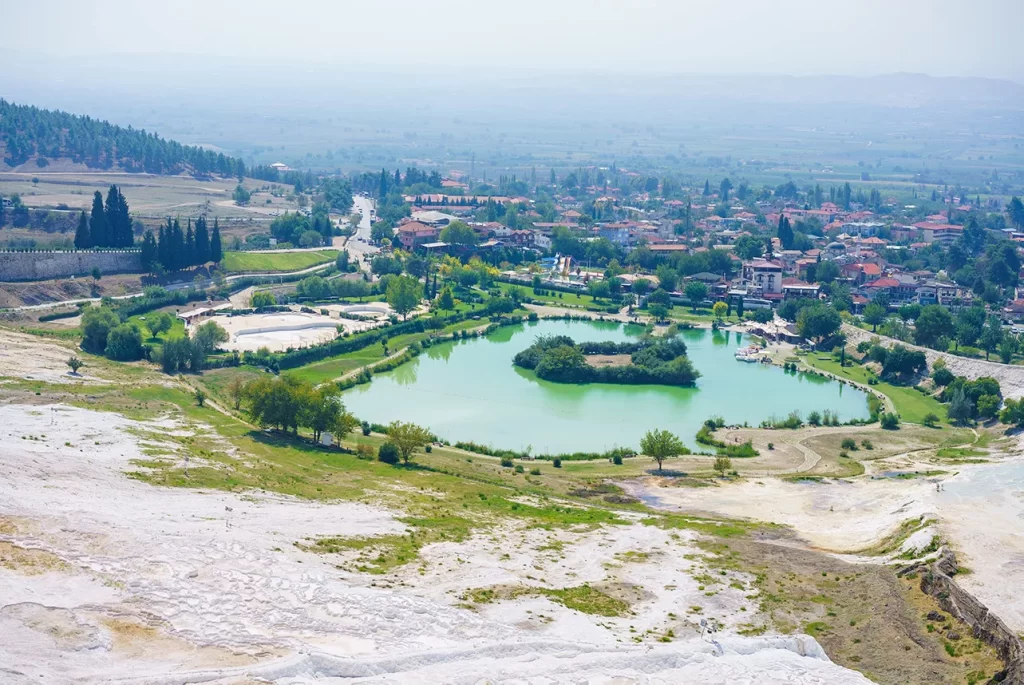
585, 353, 632, 367
0, 274, 143, 308
712, 538, 1003, 684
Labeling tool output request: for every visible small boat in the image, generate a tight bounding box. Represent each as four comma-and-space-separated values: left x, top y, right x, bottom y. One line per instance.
734, 345, 764, 362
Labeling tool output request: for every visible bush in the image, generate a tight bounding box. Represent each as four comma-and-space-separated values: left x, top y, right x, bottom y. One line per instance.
529, 467, 541, 475
355, 443, 375, 460
425, 444, 433, 453
553, 458, 562, 468
361, 420, 371, 436
922, 412, 940, 427
377, 441, 400, 464
879, 412, 900, 430
807, 411, 822, 426
861, 439, 874, 450
514, 464, 525, 473
839, 450, 849, 458
500, 457, 514, 468
612, 454, 623, 465
840, 438, 858, 451
767, 442, 774, 450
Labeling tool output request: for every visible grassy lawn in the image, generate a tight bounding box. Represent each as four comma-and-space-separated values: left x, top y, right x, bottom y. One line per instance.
220, 250, 339, 273
803, 355, 947, 425
495, 282, 608, 311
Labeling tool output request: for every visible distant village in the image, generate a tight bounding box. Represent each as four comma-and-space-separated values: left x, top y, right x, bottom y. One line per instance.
379, 169, 1024, 320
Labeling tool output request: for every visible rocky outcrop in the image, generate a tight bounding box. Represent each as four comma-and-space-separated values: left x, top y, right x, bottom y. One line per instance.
901, 549, 1024, 684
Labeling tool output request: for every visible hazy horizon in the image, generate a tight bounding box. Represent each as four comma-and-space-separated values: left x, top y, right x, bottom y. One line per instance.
3, 0, 1023, 82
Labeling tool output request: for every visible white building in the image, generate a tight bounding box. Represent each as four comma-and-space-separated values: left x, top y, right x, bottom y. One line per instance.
741, 259, 784, 298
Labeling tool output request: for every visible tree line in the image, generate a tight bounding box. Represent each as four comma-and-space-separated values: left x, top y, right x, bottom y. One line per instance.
140, 216, 222, 272
0, 99, 248, 176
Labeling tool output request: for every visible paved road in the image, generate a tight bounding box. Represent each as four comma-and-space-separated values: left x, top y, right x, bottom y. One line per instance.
345, 195, 379, 270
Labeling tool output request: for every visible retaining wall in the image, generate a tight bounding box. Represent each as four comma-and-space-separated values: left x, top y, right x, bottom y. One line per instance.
0, 250, 143, 282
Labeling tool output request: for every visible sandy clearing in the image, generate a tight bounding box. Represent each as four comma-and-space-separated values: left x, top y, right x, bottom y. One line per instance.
0, 328, 100, 384
0, 402, 868, 683
632, 444, 1024, 632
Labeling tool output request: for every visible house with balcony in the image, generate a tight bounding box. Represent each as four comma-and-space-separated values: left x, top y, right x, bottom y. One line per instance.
741, 259, 784, 300
395, 221, 441, 250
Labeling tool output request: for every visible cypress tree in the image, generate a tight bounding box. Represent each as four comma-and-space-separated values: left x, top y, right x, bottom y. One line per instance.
89, 191, 109, 247
105, 185, 132, 247
194, 215, 210, 264
170, 218, 185, 271
210, 218, 223, 263
158, 221, 170, 270
74, 211, 91, 249
140, 230, 157, 270
185, 218, 196, 267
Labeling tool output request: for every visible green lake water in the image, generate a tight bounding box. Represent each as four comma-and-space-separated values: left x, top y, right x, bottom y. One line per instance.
343, 319, 869, 453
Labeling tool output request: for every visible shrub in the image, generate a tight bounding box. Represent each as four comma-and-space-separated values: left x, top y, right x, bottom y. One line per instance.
767, 442, 774, 450
839, 450, 849, 458
840, 438, 858, 451
879, 412, 900, 430
377, 441, 400, 464
361, 420, 371, 436
355, 443, 375, 460
425, 444, 432, 453
807, 410, 822, 426
612, 454, 623, 465
514, 464, 525, 473
861, 439, 874, 450
553, 458, 562, 468
921, 412, 940, 427
529, 467, 541, 475
500, 457, 514, 468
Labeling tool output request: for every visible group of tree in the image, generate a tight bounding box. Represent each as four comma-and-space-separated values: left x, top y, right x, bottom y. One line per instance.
74, 185, 133, 248
141, 215, 222, 272
513, 335, 700, 386
241, 374, 358, 442
270, 205, 335, 247
158, 321, 228, 374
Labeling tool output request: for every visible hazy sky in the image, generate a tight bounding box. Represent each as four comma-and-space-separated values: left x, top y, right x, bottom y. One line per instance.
4, 0, 1023, 81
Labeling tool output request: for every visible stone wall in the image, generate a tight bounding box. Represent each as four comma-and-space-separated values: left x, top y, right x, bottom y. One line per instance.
0, 250, 143, 282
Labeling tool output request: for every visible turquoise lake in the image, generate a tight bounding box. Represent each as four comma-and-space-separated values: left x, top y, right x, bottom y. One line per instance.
343, 319, 870, 453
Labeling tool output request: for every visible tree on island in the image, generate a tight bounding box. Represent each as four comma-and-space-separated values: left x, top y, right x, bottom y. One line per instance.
640, 428, 688, 473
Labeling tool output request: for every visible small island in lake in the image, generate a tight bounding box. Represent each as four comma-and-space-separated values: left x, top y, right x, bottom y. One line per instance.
513, 335, 700, 386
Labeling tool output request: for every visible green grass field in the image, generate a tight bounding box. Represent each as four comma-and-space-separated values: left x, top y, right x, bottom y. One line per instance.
803, 355, 947, 425
287, 316, 499, 385
220, 250, 339, 273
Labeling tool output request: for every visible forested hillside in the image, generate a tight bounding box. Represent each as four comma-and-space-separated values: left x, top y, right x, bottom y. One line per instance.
0, 99, 281, 180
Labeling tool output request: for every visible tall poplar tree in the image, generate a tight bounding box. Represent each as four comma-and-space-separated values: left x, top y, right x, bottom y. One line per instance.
74, 211, 91, 249
210, 218, 223, 263
194, 215, 210, 264
185, 218, 196, 267
89, 191, 109, 247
